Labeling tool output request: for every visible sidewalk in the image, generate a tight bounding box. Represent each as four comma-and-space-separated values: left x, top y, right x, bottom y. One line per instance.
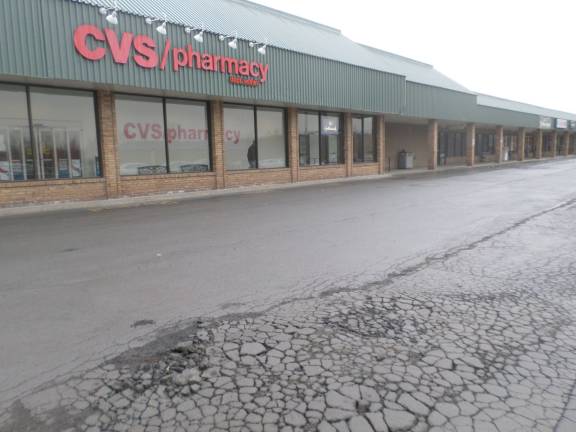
0, 158, 557, 218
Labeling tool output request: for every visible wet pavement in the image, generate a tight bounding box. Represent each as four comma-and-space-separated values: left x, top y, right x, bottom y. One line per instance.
1, 160, 576, 431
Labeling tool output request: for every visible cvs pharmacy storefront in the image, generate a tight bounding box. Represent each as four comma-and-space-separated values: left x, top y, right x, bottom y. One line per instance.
0, 0, 399, 206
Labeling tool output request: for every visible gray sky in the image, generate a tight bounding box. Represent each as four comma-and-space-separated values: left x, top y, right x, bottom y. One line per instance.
253, 0, 576, 114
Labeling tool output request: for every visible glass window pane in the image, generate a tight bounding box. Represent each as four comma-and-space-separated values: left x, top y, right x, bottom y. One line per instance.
363, 117, 375, 162
116, 95, 166, 175
55, 129, 70, 179
69, 131, 83, 177
298, 112, 319, 166
352, 117, 363, 163
257, 108, 286, 169
224, 105, 255, 170
39, 129, 55, 179
166, 100, 210, 173
0, 84, 32, 181
9, 129, 24, 180
0, 129, 9, 181
320, 114, 341, 165
30, 88, 99, 179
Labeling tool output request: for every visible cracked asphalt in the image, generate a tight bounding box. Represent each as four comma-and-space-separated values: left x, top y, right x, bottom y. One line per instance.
1, 159, 576, 431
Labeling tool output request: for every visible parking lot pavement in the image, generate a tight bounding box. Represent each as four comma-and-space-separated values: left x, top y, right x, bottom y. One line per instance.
2, 184, 576, 431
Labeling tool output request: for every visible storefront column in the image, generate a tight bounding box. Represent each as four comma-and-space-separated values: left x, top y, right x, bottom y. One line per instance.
535, 130, 543, 159
287, 107, 299, 182
427, 119, 438, 170
495, 126, 504, 163
466, 123, 476, 166
563, 131, 570, 157
377, 115, 386, 174
96, 91, 120, 198
210, 101, 225, 189
344, 113, 353, 177
517, 128, 526, 162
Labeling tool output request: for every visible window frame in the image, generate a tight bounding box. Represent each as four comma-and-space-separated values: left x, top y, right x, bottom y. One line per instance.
298, 110, 344, 167
352, 115, 377, 164
0, 81, 102, 182
115, 92, 213, 176
223, 103, 288, 171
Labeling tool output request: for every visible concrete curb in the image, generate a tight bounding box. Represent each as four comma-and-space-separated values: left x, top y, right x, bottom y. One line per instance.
0, 158, 567, 218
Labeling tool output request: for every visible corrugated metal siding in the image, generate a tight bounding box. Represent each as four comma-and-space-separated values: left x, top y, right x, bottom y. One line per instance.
477, 94, 576, 122
404, 82, 477, 122
71, 0, 470, 93
404, 82, 539, 127
471, 106, 539, 129
0, 0, 564, 127
0, 0, 47, 78
2, 0, 404, 114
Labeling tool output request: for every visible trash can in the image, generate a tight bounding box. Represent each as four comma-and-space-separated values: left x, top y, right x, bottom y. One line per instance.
398, 151, 415, 169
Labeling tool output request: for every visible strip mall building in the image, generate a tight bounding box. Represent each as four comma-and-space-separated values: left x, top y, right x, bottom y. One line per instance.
1, 0, 575, 207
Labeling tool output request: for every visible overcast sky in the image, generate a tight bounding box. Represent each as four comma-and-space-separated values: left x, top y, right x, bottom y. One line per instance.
253, 0, 576, 114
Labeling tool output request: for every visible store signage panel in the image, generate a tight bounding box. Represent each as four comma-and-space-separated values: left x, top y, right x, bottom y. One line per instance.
73, 24, 269, 86
321, 118, 339, 135
569, 121, 576, 130
556, 119, 568, 129
539, 117, 553, 129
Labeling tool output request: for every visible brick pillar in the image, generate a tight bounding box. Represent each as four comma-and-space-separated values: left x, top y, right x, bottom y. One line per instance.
210, 101, 225, 189
427, 119, 438, 170
287, 107, 299, 182
466, 123, 476, 166
377, 115, 386, 174
517, 128, 526, 162
563, 131, 570, 157
535, 130, 543, 159
495, 126, 504, 163
97, 91, 120, 198
344, 113, 353, 177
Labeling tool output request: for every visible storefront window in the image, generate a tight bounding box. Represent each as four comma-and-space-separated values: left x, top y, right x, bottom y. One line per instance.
0, 85, 32, 181
0, 85, 100, 182
166, 100, 210, 173
30, 88, 99, 179
224, 105, 256, 170
116, 96, 166, 175
475, 133, 495, 156
257, 108, 286, 169
543, 134, 553, 153
223, 105, 286, 170
504, 134, 517, 161
353, 116, 376, 163
556, 134, 564, 153
299, 112, 343, 166
298, 112, 320, 166
525, 134, 536, 158
320, 114, 342, 165
438, 130, 465, 165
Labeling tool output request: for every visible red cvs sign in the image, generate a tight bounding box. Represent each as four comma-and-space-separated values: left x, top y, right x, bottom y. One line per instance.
73, 24, 269, 85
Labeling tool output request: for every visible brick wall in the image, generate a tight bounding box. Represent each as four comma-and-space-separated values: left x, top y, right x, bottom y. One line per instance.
351, 163, 379, 177
299, 165, 347, 182
119, 173, 217, 197
0, 178, 106, 206
225, 169, 291, 188
287, 108, 299, 182
97, 90, 120, 198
